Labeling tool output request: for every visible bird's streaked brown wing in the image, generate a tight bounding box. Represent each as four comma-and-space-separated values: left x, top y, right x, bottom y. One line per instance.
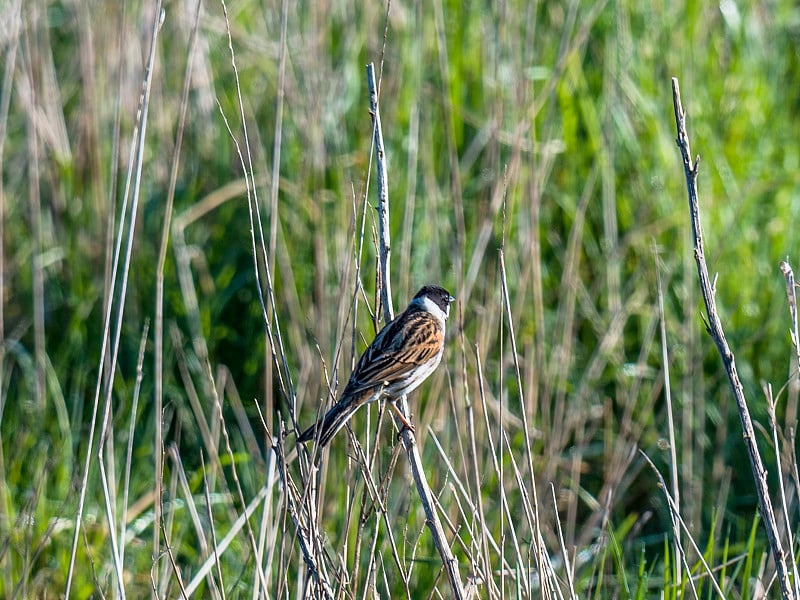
342, 311, 443, 396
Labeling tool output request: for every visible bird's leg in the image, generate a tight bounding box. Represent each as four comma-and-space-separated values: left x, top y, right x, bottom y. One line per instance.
388, 400, 415, 435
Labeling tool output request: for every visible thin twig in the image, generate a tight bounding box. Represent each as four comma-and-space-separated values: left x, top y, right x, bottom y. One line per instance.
671, 77, 797, 600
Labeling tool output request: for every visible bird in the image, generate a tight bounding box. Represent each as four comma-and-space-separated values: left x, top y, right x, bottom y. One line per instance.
297, 285, 455, 447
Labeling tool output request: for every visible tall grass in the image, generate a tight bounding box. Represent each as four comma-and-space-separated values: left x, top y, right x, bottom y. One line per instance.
1, 0, 799, 597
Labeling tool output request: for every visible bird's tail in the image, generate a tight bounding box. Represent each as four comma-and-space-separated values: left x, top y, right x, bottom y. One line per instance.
297, 391, 376, 447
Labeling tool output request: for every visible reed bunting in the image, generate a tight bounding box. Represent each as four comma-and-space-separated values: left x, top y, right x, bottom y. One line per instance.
298, 285, 455, 447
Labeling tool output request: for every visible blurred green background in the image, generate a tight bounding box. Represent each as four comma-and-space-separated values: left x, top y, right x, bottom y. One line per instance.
2, 0, 800, 596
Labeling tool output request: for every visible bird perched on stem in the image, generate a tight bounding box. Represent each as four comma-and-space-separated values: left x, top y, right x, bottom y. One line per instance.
298, 285, 455, 447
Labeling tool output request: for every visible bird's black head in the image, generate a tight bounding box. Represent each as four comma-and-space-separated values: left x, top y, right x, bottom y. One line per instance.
413, 285, 455, 316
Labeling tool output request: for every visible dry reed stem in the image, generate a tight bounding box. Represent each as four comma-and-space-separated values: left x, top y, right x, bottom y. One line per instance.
367, 61, 466, 599
672, 77, 797, 600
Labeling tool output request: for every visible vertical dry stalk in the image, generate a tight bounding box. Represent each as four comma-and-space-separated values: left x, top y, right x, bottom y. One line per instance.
671, 77, 797, 600
367, 62, 466, 599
